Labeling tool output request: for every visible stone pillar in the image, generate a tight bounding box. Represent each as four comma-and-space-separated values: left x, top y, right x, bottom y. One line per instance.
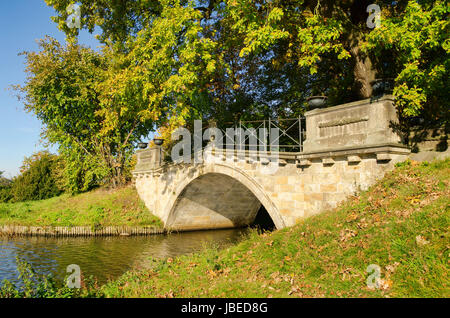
303, 95, 402, 153
134, 145, 163, 171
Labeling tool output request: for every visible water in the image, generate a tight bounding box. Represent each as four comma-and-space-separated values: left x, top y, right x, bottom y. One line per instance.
0, 228, 249, 286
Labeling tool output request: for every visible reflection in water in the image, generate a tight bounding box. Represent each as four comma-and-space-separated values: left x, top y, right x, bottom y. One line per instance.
0, 228, 249, 285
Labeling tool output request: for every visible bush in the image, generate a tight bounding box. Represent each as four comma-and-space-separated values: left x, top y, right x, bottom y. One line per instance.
0, 187, 12, 203
0, 172, 12, 203
10, 152, 63, 202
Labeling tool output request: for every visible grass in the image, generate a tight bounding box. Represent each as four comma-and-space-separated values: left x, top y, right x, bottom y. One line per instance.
0, 186, 163, 229
98, 158, 449, 298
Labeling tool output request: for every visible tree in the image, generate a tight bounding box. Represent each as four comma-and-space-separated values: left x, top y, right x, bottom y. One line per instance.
15, 38, 155, 191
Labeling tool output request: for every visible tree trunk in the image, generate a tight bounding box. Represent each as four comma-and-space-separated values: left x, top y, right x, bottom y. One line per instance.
344, 0, 377, 101
351, 44, 375, 99
310, 0, 377, 99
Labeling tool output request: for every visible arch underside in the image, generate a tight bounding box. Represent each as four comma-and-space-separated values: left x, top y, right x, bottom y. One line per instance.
166, 173, 276, 231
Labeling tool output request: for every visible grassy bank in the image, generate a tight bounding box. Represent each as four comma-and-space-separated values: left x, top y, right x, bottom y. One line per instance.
98, 159, 449, 298
0, 186, 163, 229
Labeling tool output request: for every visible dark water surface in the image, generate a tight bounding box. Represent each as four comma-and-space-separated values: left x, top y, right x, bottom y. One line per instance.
0, 228, 249, 286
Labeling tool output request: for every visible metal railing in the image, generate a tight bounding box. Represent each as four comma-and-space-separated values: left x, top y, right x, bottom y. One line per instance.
206, 117, 306, 153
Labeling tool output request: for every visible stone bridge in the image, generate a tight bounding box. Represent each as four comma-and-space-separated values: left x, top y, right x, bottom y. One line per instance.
133, 96, 410, 231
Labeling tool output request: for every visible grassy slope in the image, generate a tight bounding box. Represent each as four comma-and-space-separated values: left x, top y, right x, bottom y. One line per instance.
0, 186, 163, 228
101, 159, 449, 298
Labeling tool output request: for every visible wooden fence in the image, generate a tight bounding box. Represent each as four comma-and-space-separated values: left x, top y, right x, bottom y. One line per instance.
0, 225, 166, 237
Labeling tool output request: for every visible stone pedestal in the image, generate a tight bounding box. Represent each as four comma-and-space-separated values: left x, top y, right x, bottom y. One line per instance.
303, 95, 401, 153
135, 145, 163, 171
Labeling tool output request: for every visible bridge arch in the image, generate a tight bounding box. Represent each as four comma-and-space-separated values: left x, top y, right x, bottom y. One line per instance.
164, 164, 285, 231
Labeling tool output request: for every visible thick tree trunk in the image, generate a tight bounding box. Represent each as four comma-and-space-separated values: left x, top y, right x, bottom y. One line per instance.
346, 0, 377, 99
349, 31, 376, 99
351, 42, 375, 99
309, 0, 377, 99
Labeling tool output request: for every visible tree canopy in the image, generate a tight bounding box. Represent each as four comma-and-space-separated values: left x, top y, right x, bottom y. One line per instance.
45, 0, 448, 122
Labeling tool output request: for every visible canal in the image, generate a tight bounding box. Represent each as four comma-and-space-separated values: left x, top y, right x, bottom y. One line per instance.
0, 228, 250, 286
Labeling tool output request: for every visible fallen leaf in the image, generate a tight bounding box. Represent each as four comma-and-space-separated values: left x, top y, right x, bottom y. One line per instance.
416, 235, 430, 246
378, 279, 392, 290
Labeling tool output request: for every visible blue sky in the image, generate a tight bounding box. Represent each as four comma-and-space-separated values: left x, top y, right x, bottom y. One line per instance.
0, 1, 100, 178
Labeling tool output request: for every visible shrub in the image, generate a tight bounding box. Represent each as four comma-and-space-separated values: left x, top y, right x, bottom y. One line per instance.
10, 152, 63, 202
0, 172, 12, 203
0, 187, 12, 203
